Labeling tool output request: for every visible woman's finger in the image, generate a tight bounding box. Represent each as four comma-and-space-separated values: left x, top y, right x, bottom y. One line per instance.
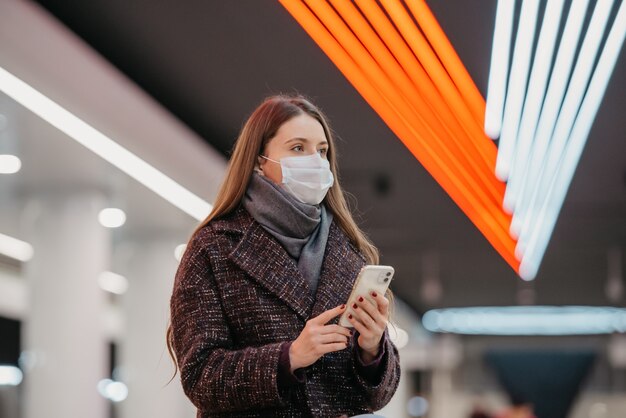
354, 297, 381, 327
318, 333, 348, 345
313, 304, 347, 325
321, 324, 352, 337
347, 312, 367, 336
372, 292, 390, 317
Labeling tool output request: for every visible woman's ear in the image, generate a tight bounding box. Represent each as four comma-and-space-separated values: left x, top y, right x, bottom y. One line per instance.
255, 155, 265, 174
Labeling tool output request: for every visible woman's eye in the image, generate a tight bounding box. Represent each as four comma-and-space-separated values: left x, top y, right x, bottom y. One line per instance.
318, 148, 328, 155
292, 145, 303, 152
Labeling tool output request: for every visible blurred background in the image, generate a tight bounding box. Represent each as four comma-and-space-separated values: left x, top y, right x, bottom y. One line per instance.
0, 0, 624, 417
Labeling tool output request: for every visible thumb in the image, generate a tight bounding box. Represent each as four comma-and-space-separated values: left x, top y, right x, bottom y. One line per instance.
313, 304, 346, 325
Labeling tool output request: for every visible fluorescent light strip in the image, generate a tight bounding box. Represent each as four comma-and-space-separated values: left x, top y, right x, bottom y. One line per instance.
510, 0, 591, 238
0, 154, 22, 174
503, 0, 566, 215
98, 271, 129, 295
423, 306, 626, 335
519, 0, 626, 280
0, 365, 23, 386
0, 232, 33, 262
0, 67, 212, 221
495, 0, 541, 181
517, 0, 615, 257
485, 0, 516, 140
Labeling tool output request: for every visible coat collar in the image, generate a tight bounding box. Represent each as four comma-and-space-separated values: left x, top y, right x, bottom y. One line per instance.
225, 206, 367, 322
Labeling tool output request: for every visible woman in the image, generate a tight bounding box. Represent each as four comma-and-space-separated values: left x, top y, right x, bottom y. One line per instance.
167, 94, 401, 417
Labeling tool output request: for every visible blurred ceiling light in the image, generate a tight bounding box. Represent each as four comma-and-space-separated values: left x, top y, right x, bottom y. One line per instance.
484, 0, 625, 280
98, 208, 126, 228
0, 365, 23, 386
98, 271, 129, 295
423, 306, 626, 335
97, 378, 128, 402
407, 396, 429, 417
280, 0, 520, 275
174, 244, 187, 262
0, 66, 212, 221
0, 232, 34, 262
0, 154, 21, 174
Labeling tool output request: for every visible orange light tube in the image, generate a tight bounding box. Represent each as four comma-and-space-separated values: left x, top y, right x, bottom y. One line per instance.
405, 0, 486, 126
354, 0, 505, 203
278, 0, 520, 273
331, 0, 503, 207
303, 0, 509, 234
379, 0, 496, 170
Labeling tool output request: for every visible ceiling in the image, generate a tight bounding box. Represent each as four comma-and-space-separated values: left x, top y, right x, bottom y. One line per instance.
0, 91, 197, 239
30, 0, 626, 314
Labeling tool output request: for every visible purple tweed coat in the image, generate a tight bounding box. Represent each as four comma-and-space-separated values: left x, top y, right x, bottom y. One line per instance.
169, 204, 401, 417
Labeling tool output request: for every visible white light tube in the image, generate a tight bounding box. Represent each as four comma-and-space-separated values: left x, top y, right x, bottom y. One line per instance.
517, 0, 615, 257
0, 232, 33, 262
511, 0, 594, 237
423, 306, 626, 335
520, 2, 626, 278
0, 67, 213, 221
495, 0, 541, 181
503, 0, 566, 216
519, 0, 626, 280
485, 0, 516, 140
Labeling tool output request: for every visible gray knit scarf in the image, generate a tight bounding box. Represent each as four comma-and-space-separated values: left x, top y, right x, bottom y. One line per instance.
241, 170, 333, 297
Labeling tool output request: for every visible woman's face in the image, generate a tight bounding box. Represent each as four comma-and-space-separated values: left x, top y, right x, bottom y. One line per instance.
258, 113, 330, 184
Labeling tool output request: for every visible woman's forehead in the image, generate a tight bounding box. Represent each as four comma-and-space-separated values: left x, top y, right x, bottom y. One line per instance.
274, 114, 327, 143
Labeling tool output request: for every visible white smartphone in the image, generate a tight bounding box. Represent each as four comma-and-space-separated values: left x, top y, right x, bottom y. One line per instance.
339, 265, 395, 328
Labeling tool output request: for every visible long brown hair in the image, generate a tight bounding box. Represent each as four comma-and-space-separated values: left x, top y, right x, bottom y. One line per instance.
165, 94, 395, 384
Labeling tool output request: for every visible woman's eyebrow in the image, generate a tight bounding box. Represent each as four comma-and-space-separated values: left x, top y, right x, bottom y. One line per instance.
285, 137, 329, 145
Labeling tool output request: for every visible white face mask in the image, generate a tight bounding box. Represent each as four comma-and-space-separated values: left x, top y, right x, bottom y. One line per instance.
260, 152, 334, 205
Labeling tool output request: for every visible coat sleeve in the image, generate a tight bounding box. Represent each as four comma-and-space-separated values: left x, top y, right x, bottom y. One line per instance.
169, 229, 289, 413
350, 326, 401, 411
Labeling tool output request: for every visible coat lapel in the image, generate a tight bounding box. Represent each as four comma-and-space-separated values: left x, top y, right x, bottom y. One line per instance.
228, 208, 367, 323
228, 219, 316, 321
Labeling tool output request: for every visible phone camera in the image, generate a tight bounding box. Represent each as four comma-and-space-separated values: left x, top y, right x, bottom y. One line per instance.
386, 272, 391, 277
384, 277, 389, 282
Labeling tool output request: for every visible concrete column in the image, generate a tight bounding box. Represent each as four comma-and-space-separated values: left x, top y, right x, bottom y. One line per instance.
117, 235, 195, 418
428, 335, 463, 418
21, 191, 109, 418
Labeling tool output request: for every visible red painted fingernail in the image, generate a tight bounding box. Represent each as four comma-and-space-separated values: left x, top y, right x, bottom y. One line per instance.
348, 314, 353, 319
352, 303, 358, 309
341, 304, 346, 309
358, 296, 364, 302
372, 292, 377, 297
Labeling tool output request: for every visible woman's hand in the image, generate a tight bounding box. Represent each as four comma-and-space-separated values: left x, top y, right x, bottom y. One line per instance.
289, 304, 352, 371
347, 291, 390, 361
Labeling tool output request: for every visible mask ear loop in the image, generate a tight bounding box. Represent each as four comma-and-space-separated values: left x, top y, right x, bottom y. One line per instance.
255, 154, 279, 175
259, 155, 280, 164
